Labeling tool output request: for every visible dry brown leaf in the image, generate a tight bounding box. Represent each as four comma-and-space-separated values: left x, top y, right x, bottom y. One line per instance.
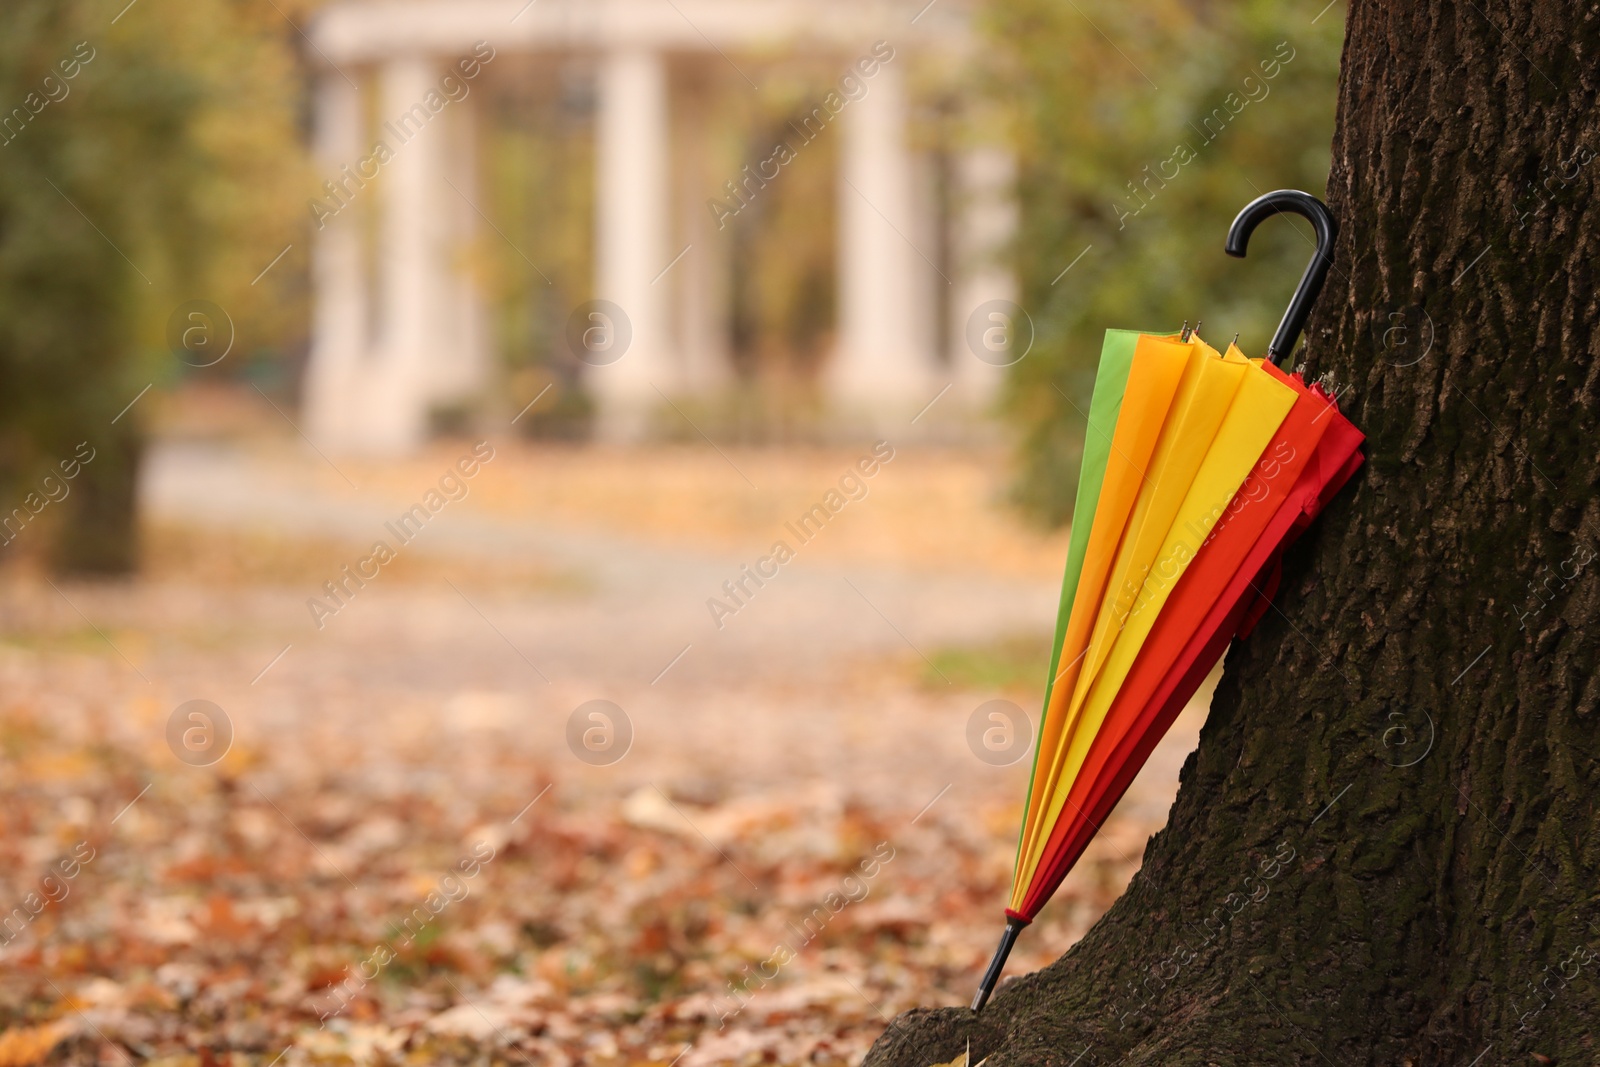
0, 1021, 73, 1067
0, 441, 1189, 1067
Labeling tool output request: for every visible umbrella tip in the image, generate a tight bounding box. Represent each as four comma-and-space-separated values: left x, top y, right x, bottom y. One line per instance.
971, 916, 1027, 1012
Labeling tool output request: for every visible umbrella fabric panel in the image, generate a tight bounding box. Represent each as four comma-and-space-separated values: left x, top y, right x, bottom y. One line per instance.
1235, 403, 1366, 639
1041, 329, 1155, 684
1013, 362, 1333, 918
1017, 353, 1298, 897
1013, 336, 1278, 906
1073, 354, 1297, 729
1015, 593, 1253, 918
1020, 409, 1362, 920
1074, 340, 1248, 711
1015, 369, 1362, 919
1013, 333, 1194, 903
1016, 329, 1150, 871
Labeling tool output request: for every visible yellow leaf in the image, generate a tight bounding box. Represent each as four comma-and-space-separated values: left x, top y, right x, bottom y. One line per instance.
925, 1041, 987, 1067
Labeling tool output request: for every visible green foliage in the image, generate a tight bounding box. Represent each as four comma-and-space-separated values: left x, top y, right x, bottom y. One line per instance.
717, 60, 843, 388
484, 64, 597, 436
0, 0, 305, 571
924, 633, 1054, 692
986, 0, 1345, 526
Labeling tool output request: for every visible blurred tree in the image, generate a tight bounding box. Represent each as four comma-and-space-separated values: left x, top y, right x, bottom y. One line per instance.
987, 0, 1344, 525
485, 57, 597, 439
0, 0, 305, 573
713, 56, 857, 441
725, 95, 839, 438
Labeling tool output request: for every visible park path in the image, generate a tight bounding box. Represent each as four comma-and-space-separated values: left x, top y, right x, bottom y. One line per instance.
136, 440, 1071, 806
0, 438, 1208, 1067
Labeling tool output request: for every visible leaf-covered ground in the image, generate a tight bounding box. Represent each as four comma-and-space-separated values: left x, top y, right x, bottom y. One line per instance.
0, 434, 1204, 1066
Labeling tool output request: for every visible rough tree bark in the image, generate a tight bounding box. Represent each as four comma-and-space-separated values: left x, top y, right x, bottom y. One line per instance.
866, 1, 1600, 1063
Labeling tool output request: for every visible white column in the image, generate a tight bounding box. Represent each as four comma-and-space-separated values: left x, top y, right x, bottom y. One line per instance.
592, 48, 674, 440
952, 147, 1020, 401
430, 94, 490, 408
831, 60, 926, 416
304, 72, 369, 451
370, 55, 447, 452
677, 85, 731, 393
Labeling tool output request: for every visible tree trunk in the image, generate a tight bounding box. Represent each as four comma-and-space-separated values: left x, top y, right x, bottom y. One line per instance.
866, 1, 1600, 1063
52, 419, 142, 576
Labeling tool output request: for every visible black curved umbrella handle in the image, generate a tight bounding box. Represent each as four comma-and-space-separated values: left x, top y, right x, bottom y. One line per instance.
1225, 190, 1338, 365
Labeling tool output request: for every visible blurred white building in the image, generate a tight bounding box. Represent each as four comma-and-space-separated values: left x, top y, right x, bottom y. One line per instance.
302, 0, 1018, 452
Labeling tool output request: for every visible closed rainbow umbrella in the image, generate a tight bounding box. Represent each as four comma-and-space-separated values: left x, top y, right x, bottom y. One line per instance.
975, 191, 1363, 1011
